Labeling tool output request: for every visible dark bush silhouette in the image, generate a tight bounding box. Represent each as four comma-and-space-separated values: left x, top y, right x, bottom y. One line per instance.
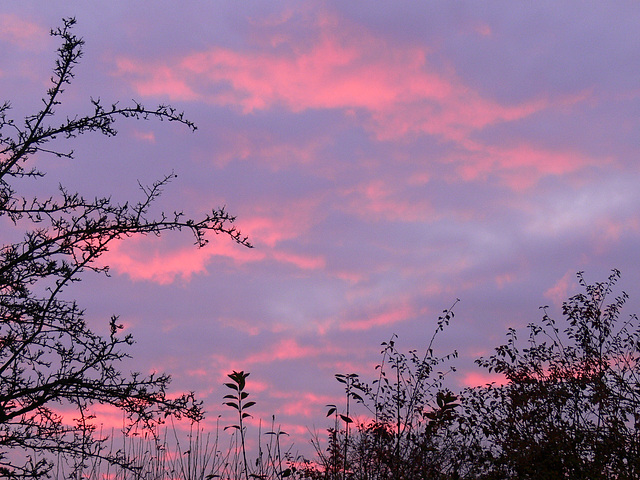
458, 270, 640, 480
302, 271, 640, 480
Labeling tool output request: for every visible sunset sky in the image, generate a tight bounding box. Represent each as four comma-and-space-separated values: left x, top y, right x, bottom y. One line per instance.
2, 1, 640, 453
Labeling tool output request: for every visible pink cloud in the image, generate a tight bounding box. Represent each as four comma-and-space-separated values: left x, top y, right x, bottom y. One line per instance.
461, 371, 508, 388
333, 270, 365, 285
455, 140, 604, 190
114, 57, 198, 102
270, 391, 336, 418
98, 200, 325, 284
0, 14, 47, 50
369, 89, 548, 143
341, 302, 416, 332
494, 272, 515, 288
544, 270, 577, 306
218, 316, 264, 336
110, 9, 603, 193
132, 130, 156, 143
112, 11, 555, 146
240, 207, 317, 248
204, 131, 326, 170
239, 338, 342, 366
50, 402, 138, 432
109, 10, 604, 192
271, 250, 325, 270
341, 179, 434, 223
473, 23, 493, 37
594, 216, 640, 248
101, 234, 263, 284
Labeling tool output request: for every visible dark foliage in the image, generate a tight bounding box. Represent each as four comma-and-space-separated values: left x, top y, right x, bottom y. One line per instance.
305, 302, 461, 480
303, 271, 640, 480
0, 18, 250, 479
459, 270, 640, 479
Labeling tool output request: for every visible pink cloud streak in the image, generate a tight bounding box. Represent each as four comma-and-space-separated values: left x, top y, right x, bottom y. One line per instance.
101, 235, 263, 284
100, 202, 327, 284
241, 338, 337, 365
112, 10, 600, 192
113, 11, 554, 146
342, 179, 434, 222
341, 302, 417, 332
455, 140, 605, 189
0, 14, 47, 50
461, 371, 508, 388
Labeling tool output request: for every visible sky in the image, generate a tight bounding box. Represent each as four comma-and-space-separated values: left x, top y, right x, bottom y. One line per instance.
2, 0, 640, 455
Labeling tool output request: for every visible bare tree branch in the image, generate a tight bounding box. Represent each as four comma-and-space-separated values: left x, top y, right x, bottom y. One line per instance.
0, 17, 251, 479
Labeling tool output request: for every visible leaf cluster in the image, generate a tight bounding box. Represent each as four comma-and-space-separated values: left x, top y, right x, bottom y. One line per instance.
224, 371, 256, 426
310, 301, 461, 480
458, 269, 640, 479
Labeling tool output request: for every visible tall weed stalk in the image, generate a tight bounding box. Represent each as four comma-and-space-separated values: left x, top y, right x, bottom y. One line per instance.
309, 300, 460, 480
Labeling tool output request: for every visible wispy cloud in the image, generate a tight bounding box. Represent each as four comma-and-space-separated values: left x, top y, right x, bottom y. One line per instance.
113, 10, 597, 192
101, 235, 262, 284
0, 14, 47, 50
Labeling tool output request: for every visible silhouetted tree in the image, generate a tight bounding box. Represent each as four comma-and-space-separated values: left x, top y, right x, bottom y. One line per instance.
459, 270, 640, 480
0, 18, 250, 479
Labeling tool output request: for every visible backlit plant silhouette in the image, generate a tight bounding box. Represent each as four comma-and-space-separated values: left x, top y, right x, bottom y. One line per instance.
459, 270, 640, 479
307, 301, 460, 480
224, 370, 255, 480
0, 18, 250, 479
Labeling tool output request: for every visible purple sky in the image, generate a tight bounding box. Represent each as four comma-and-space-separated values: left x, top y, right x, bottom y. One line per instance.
3, 1, 640, 453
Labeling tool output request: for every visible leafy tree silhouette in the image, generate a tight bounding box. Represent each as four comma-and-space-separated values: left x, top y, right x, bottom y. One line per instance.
459, 270, 640, 480
0, 18, 250, 479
